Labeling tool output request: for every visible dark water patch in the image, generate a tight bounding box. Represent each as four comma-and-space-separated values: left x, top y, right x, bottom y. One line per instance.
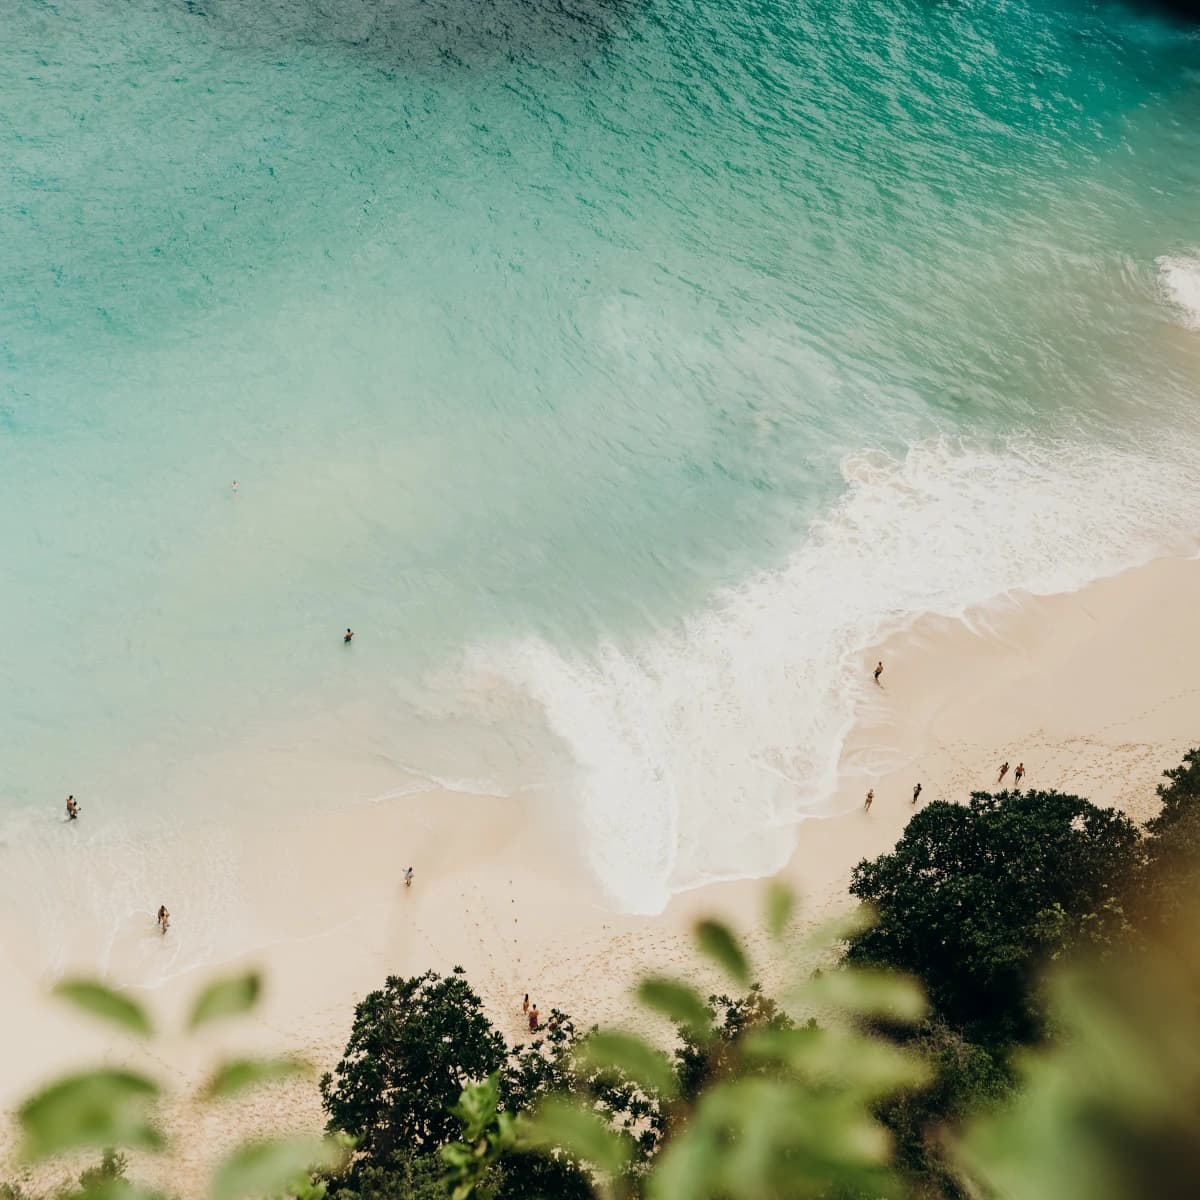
1121, 0, 1200, 23
181, 0, 638, 70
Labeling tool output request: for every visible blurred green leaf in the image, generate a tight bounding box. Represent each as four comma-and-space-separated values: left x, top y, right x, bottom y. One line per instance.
803, 966, 927, 1024
744, 1026, 930, 1098
637, 977, 712, 1038
523, 1098, 632, 1178
695, 920, 750, 986
200, 1056, 310, 1100
649, 1129, 721, 1200
650, 1076, 899, 1200
954, 926, 1200, 1200
803, 905, 876, 952
765, 881, 795, 940
52, 981, 153, 1038
18, 1070, 161, 1161
188, 973, 261, 1031
210, 1136, 346, 1200
440, 1143, 474, 1168
448, 1072, 500, 1142
576, 1031, 679, 1099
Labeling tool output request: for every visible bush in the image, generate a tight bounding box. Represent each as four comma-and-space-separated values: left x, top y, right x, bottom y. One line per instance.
846, 790, 1139, 1043
320, 968, 507, 1161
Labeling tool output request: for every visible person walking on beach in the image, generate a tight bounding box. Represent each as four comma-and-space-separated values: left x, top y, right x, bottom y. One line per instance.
403, 866, 414, 888
522, 993, 530, 1016
65, 795, 79, 821
873, 661, 884, 685
997, 761, 1010, 785
157, 905, 170, 935
344, 628, 354, 644
864, 788, 874, 812
528, 1004, 540, 1032
911, 782, 922, 805
1013, 762, 1025, 786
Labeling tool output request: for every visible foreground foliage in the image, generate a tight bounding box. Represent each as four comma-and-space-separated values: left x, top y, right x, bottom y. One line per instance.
7, 750, 1200, 1200
5, 973, 344, 1200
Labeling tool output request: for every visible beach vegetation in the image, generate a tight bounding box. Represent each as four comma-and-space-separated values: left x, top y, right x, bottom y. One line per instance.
844, 789, 1139, 1044
319, 970, 654, 1200
8, 751, 1200, 1200
319, 969, 507, 1161
1138, 746, 1200, 930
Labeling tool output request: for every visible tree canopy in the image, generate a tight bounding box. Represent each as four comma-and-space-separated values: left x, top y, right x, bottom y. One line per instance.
320, 968, 507, 1160
845, 789, 1139, 1043
319, 970, 654, 1200
1139, 747, 1200, 930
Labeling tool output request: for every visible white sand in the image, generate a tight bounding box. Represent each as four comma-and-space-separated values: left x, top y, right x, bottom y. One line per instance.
2, 554, 1196, 1194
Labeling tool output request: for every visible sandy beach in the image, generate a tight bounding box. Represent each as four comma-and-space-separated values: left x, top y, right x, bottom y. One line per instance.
2, 552, 1197, 1193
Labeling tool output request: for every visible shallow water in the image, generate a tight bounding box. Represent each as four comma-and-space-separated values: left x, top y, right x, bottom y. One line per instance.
2, 0, 1199, 925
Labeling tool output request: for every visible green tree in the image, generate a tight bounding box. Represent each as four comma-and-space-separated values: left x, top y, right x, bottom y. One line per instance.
846, 791, 1140, 1044
75, 1150, 130, 1193
673, 986, 794, 1103
469, 905, 932, 1200
321, 976, 649, 1199
956, 888, 1200, 1200
505, 1008, 660, 1160
320, 969, 507, 1161
1139, 748, 1200, 930
326, 1147, 448, 1200
875, 1021, 1011, 1199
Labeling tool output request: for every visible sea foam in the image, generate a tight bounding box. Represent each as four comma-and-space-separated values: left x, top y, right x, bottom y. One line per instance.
471, 436, 1200, 913
1157, 254, 1200, 330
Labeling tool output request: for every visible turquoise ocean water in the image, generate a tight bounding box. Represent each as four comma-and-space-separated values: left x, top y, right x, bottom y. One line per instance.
3, 0, 1199, 928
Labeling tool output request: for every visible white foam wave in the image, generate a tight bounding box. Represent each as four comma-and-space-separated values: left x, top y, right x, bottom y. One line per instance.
469, 436, 1200, 913
1156, 253, 1200, 330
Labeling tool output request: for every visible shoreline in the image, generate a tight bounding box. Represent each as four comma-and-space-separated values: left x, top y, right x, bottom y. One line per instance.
2, 552, 1197, 1192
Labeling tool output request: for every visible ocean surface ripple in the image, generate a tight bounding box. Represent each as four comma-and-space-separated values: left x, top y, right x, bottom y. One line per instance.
2, 0, 1199, 923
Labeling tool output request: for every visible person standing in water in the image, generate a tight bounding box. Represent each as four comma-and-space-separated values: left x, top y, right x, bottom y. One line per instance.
1013, 762, 1025, 786
911, 782, 922, 805
997, 761, 1010, 784
344, 628, 354, 644
864, 788, 874, 812
873, 661, 883, 685
157, 905, 170, 935
65, 795, 79, 821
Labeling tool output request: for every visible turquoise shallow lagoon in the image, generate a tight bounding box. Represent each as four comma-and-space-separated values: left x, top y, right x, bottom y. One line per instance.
2, 0, 1199, 918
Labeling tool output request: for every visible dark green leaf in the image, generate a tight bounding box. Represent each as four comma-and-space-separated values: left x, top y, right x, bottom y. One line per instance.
18, 1070, 161, 1161
210, 1136, 345, 1200
201, 1056, 310, 1100
637, 977, 712, 1037
695, 919, 750, 986
53, 981, 153, 1038
188, 973, 261, 1030
576, 1031, 678, 1098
